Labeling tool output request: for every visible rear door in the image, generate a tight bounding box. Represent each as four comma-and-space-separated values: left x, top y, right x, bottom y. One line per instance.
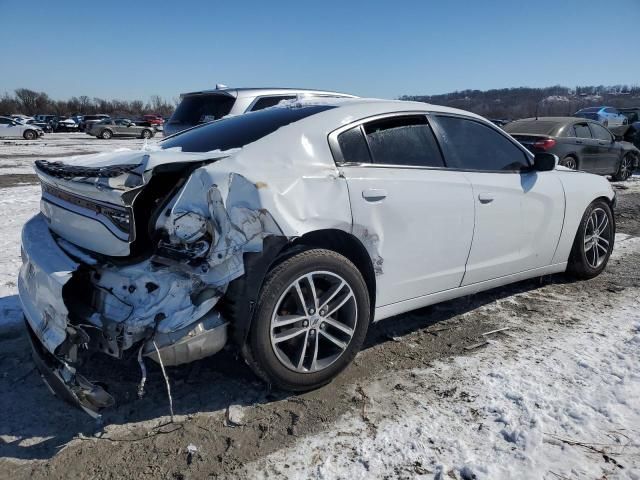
588, 122, 620, 174
332, 114, 475, 307
431, 115, 565, 285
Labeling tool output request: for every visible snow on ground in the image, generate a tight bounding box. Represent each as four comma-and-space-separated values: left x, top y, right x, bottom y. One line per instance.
0, 185, 40, 327
0, 133, 161, 174
244, 238, 640, 480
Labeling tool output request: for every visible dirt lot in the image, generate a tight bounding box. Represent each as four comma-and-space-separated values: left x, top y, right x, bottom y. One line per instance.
0, 136, 638, 479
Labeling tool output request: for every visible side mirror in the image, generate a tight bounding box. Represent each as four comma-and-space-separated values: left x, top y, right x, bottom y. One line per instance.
533, 152, 558, 172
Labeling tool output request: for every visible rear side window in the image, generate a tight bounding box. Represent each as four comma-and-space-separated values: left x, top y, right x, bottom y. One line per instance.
170, 94, 235, 125
337, 126, 371, 164
590, 123, 612, 141
250, 96, 297, 111
562, 125, 576, 137
361, 115, 444, 168
435, 116, 529, 171
574, 124, 592, 138
161, 105, 334, 153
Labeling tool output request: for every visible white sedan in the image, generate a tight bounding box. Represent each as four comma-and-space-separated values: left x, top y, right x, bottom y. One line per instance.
19, 98, 615, 415
0, 115, 44, 139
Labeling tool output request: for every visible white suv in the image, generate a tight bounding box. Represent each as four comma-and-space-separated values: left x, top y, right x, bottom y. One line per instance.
164, 85, 356, 136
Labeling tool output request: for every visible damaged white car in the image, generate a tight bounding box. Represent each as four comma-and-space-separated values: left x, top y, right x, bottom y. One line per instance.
19, 98, 617, 416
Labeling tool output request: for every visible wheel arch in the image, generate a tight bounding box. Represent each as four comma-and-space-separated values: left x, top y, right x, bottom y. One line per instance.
221, 228, 377, 348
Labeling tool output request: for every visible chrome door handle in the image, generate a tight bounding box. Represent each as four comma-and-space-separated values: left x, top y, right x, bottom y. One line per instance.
362, 188, 387, 202
478, 193, 494, 203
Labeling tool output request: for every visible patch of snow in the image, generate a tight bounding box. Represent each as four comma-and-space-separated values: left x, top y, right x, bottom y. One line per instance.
0, 185, 40, 327
244, 237, 640, 480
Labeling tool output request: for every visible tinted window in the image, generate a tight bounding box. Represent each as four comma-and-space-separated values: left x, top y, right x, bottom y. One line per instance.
590, 123, 612, 141
337, 126, 371, 164
0, 117, 11, 125
250, 96, 297, 111
161, 105, 334, 153
435, 116, 529, 171
170, 94, 235, 125
361, 116, 444, 168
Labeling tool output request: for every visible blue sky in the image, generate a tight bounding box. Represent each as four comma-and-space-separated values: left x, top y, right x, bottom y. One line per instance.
1, 0, 638, 101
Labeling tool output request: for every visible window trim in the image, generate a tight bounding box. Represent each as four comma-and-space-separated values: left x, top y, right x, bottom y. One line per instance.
587, 121, 613, 142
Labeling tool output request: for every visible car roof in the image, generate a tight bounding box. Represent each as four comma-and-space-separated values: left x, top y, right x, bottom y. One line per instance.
179, 86, 357, 99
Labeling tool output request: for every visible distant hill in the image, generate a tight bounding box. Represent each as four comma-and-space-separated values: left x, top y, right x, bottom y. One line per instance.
400, 85, 640, 120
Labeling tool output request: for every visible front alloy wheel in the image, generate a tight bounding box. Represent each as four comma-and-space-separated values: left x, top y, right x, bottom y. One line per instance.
613, 155, 633, 181
245, 248, 370, 391
568, 200, 614, 279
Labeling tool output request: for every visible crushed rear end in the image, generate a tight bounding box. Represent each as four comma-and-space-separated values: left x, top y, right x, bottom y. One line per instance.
19, 149, 282, 416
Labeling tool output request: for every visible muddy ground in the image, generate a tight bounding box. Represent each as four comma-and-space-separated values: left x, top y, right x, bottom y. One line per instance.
0, 177, 638, 480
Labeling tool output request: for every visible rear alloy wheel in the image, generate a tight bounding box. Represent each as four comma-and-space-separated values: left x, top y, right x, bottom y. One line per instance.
141, 129, 152, 139
612, 154, 633, 181
23, 129, 36, 140
101, 129, 112, 140
561, 156, 577, 170
245, 249, 370, 391
567, 200, 614, 279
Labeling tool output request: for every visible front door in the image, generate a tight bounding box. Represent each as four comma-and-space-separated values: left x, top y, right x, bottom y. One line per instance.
589, 122, 620, 174
430, 114, 565, 285
333, 115, 476, 307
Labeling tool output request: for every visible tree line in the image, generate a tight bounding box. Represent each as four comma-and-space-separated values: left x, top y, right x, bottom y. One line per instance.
400, 85, 640, 119
0, 88, 177, 117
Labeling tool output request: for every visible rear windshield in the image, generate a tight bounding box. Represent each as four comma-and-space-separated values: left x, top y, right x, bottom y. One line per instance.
170, 94, 235, 125
504, 120, 562, 135
161, 105, 335, 153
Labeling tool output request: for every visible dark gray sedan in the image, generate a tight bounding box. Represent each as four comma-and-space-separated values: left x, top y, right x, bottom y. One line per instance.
505, 117, 639, 181
87, 119, 155, 140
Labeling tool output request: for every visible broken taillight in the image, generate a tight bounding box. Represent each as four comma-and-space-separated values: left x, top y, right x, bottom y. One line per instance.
533, 138, 556, 150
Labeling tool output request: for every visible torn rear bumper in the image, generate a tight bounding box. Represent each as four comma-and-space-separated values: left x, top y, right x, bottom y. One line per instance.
25, 319, 115, 417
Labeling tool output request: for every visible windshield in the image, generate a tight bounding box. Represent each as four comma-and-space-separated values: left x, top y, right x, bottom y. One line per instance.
161, 105, 335, 153
169, 94, 235, 125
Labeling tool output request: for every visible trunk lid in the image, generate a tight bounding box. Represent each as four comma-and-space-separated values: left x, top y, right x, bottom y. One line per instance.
34, 148, 232, 257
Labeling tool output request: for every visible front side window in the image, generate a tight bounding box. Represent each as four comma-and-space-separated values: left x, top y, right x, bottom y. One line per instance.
360, 115, 444, 168
590, 123, 613, 142
434, 116, 529, 171
574, 123, 592, 138
250, 95, 297, 111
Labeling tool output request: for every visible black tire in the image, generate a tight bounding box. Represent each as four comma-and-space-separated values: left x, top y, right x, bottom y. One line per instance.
100, 129, 112, 140
612, 154, 633, 181
567, 199, 615, 279
560, 156, 578, 170
23, 129, 36, 140
244, 248, 370, 391
141, 129, 152, 139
